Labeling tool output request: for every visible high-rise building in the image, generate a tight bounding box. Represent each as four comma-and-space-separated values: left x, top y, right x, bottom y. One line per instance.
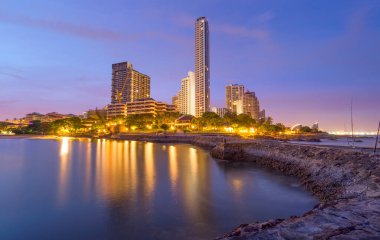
111, 61, 150, 104
178, 71, 195, 115
225, 84, 260, 120
243, 91, 260, 120
195, 17, 210, 117
226, 84, 245, 113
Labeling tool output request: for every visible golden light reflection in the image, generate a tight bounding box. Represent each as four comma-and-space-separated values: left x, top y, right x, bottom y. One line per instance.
84, 140, 92, 201
182, 146, 204, 222
144, 142, 155, 199
58, 137, 71, 206
189, 147, 198, 175
130, 141, 137, 192
231, 179, 243, 197
60, 137, 69, 156
168, 145, 178, 190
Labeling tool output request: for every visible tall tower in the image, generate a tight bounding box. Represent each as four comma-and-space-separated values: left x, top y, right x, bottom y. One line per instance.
111, 61, 150, 104
195, 17, 210, 117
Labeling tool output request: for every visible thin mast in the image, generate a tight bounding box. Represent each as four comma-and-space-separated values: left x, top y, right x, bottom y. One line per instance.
375, 121, 380, 153
350, 98, 355, 148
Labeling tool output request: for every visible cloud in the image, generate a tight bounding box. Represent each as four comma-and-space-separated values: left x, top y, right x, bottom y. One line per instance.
213, 24, 270, 40
0, 71, 26, 81
254, 11, 275, 23
0, 12, 194, 46
0, 12, 137, 42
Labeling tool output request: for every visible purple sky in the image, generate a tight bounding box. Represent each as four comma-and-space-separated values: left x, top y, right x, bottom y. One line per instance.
1, 0, 379, 131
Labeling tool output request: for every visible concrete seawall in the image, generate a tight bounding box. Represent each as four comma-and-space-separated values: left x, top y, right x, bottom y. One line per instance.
114, 134, 380, 239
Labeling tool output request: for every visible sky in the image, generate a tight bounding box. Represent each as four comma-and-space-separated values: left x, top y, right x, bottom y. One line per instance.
0, 0, 379, 131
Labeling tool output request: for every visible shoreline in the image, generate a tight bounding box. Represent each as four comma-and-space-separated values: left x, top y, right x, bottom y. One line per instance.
2, 134, 380, 239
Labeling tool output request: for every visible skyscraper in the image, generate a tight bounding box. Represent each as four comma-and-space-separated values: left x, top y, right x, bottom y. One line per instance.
111, 61, 150, 104
178, 71, 196, 115
226, 84, 245, 113
195, 17, 210, 117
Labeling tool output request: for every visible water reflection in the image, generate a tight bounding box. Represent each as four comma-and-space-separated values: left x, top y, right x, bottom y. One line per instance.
58, 137, 71, 206
0, 139, 317, 239
168, 145, 178, 191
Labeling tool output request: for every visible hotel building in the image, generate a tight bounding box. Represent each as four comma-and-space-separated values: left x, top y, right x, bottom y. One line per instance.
178, 71, 196, 116
111, 62, 150, 104
195, 17, 210, 117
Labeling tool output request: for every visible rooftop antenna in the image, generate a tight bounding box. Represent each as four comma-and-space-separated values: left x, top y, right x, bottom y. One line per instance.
350, 98, 355, 148
374, 121, 380, 153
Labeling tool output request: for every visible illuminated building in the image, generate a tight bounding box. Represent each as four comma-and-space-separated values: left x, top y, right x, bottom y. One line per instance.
111, 62, 150, 104
211, 107, 229, 118
242, 91, 260, 120
178, 71, 196, 116
195, 17, 210, 117
126, 98, 175, 116
225, 84, 260, 120
226, 84, 245, 113
174, 115, 194, 128
107, 104, 127, 119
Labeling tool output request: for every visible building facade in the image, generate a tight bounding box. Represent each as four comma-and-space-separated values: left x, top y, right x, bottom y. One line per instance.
211, 107, 229, 118
225, 84, 260, 120
242, 91, 260, 120
126, 98, 175, 116
195, 17, 210, 117
111, 62, 150, 104
178, 71, 195, 116
226, 84, 245, 113
107, 104, 127, 119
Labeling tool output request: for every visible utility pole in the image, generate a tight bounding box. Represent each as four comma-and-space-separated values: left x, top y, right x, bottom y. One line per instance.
374, 121, 380, 153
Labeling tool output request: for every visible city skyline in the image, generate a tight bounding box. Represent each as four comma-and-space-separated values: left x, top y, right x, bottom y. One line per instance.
1, 0, 380, 131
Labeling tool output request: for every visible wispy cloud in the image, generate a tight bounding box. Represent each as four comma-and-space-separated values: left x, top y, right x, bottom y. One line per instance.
254, 11, 275, 23
169, 12, 271, 40
0, 12, 136, 42
0, 12, 193, 45
213, 24, 270, 40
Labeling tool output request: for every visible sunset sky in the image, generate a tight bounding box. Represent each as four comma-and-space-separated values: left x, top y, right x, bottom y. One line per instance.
1, 0, 379, 131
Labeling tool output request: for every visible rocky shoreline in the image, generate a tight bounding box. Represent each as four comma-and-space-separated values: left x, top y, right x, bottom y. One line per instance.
115, 134, 380, 239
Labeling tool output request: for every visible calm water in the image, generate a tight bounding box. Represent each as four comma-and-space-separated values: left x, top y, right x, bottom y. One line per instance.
290, 136, 378, 148
0, 138, 317, 240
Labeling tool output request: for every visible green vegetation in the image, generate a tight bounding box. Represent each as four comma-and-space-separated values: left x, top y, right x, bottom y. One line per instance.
5, 111, 319, 137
